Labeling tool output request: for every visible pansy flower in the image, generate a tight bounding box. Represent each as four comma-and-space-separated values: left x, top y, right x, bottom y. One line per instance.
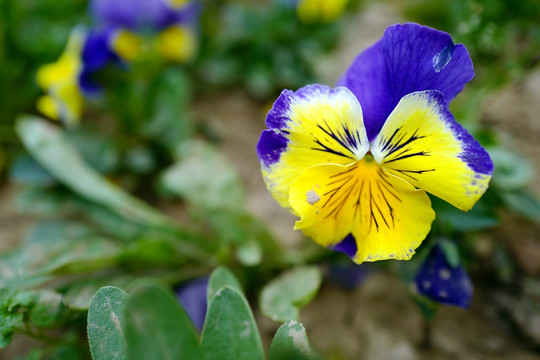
90, 0, 200, 62
414, 243, 473, 308
256, 23, 493, 263
36, 27, 139, 123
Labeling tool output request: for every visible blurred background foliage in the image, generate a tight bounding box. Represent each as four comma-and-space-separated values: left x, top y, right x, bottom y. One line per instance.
1, 0, 540, 358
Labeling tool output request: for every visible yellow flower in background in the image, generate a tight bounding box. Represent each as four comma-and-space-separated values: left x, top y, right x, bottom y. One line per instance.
111, 29, 143, 62
36, 29, 84, 125
155, 25, 198, 63
297, 0, 349, 24
166, 0, 191, 9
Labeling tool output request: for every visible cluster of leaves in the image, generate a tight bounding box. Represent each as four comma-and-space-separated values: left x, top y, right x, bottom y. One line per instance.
85, 267, 321, 360
192, 0, 352, 100
0, 115, 290, 356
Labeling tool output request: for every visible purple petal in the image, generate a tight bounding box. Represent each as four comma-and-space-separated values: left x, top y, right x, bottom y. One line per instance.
256, 129, 289, 167
82, 28, 119, 72
90, 0, 193, 31
176, 276, 209, 331
78, 27, 122, 96
331, 233, 358, 259
327, 262, 372, 290
338, 23, 474, 140
414, 244, 473, 308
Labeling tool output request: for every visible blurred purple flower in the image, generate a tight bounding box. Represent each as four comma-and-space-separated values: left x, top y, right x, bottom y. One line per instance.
78, 27, 122, 95
414, 244, 473, 308
176, 276, 209, 331
327, 263, 372, 290
91, 0, 200, 32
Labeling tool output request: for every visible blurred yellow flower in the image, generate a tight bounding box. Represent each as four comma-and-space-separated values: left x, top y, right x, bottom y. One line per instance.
156, 25, 197, 63
111, 29, 143, 61
297, 0, 349, 24
36, 29, 84, 125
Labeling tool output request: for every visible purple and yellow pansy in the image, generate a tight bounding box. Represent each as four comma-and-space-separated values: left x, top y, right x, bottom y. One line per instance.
36, 0, 199, 124
256, 23, 493, 264
91, 0, 199, 62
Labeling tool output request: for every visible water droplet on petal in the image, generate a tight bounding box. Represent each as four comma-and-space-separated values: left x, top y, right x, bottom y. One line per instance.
432, 45, 453, 73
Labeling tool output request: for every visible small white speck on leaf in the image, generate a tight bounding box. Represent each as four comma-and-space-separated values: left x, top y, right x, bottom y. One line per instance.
306, 190, 320, 205
240, 320, 251, 339
287, 322, 311, 356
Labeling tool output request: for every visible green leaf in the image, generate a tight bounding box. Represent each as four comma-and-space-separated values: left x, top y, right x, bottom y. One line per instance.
432, 196, 499, 232
260, 266, 322, 322
201, 286, 264, 360
30, 290, 64, 327
65, 127, 120, 175
0, 222, 122, 288
269, 320, 317, 360
87, 287, 128, 360
0, 288, 67, 348
207, 266, 243, 303
235, 240, 262, 267
501, 190, 540, 222
9, 154, 54, 186
161, 140, 244, 211
123, 280, 202, 360
490, 148, 534, 191
15, 116, 178, 229
64, 278, 133, 311
438, 238, 460, 269
144, 68, 192, 147
0, 288, 35, 348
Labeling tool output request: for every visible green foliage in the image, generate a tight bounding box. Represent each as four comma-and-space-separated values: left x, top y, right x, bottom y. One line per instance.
260, 266, 322, 322
163, 140, 245, 212
161, 139, 281, 265
207, 266, 243, 303
432, 196, 499, 232
0, 221, 122, 288
500, 190, 540, 222
123, 280, 203, 360
201, 286, 264, 360
82, 268, 317, 360
196, 2, 346, 99
87, 287, 128, 360
269, 320, 318, 360
438, 238, 461, 269
490, 148, 534, 191
0, 288, 68, 349
16, 116, 178, 230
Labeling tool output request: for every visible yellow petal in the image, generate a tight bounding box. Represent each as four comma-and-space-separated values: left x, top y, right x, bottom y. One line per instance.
297, 0, 349, 24
259, 85, 369, 209
36, 29, 83, 90
371, 91, 493, 211
166, 0, 190, 8
289, 158, 435, 263
156, 26, 197, 63
112, 29, 143, 61
36, 95, 60, 121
